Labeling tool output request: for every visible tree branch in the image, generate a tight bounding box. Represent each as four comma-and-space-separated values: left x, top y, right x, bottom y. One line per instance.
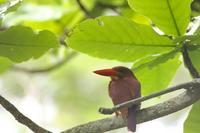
11, 52, 78, 74
96, 2, 127, 9
62, 79, 200, 133
0, 95, 51, 133
76, 0, 92, 18
99, 79, 197, 114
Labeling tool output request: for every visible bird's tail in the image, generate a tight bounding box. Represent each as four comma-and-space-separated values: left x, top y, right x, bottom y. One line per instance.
127, 106, 137, 132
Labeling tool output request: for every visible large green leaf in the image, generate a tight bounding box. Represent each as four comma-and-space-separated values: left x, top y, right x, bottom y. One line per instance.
184, 101, 200, 133
0, 26, 59, 62
0, 57, 12, 73
67, 16, 175, 62
128, 0, 192, 36
132, 49, 181, 95
121, 8, 151, 25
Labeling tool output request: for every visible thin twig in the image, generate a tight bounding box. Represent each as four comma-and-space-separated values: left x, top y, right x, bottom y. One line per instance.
97, 2, 128, 9
76, 0, 92, 18
62, 79, 200, 133
99, 79, 198, 114
0, 95, 52, 133
59, 28, 70, 47
11, 52, 78, 74
182, 43, 200, 78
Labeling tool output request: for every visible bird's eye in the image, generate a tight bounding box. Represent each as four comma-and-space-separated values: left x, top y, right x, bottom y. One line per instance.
117, 71, 124, 77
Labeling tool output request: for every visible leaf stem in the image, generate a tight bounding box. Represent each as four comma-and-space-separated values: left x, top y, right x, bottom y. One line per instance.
182, 43, 200, 78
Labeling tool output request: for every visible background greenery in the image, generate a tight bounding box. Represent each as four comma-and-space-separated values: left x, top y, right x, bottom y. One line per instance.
0, 0, 200, 132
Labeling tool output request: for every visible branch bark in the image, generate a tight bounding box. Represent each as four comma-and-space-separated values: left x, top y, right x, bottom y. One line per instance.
0, 95, 52, 133
62, 79, 200, 133
1, 80, 200, 133
99, 79, 197, 114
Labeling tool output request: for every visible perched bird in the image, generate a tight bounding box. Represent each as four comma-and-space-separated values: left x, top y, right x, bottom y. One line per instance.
94, 66, 141, 132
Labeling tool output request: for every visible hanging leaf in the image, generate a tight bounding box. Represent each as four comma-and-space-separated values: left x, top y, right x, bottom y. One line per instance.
132, 49, 181, 94
128, 0, 192, 36
67, 16, 175, 62
0, 26, 59, 62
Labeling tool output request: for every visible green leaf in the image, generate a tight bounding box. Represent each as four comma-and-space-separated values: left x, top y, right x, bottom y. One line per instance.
190, 35, 200, 45
0, 0, 7, 4
67, 16, 175, 62
128, 0, 192, 36
195, 26, 200, 35
121, 8, 151, 25
0, 26, 59, 62
173, 35, 200, 45
132, 49, 181, 95
0, 56, 12, 73
184, 101, 200, 133
23, 20, 63, 34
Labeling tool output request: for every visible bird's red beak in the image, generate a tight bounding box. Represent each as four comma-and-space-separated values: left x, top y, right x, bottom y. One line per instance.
94, 68, 117, 76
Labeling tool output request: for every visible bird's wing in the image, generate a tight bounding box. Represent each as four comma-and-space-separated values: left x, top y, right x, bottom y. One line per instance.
126, 78, 141, 99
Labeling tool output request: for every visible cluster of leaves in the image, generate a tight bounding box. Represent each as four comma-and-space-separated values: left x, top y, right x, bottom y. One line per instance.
66, 0, 200, 133
67, 0, 199, 94
0, 0, 200, 133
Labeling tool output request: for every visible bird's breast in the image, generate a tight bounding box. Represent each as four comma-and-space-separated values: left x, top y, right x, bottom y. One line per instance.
108, 78, 140, 105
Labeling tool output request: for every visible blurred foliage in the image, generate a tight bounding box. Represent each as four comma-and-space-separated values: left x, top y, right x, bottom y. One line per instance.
0, 56, 12, 73
191, 0, 200, 16
0, 0, 199, 133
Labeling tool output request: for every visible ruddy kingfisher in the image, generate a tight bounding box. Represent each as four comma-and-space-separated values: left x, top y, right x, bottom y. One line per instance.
94, 66, 141, 132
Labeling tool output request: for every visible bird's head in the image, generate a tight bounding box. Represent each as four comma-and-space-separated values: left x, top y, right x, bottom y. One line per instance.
94, 66, 136, 80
